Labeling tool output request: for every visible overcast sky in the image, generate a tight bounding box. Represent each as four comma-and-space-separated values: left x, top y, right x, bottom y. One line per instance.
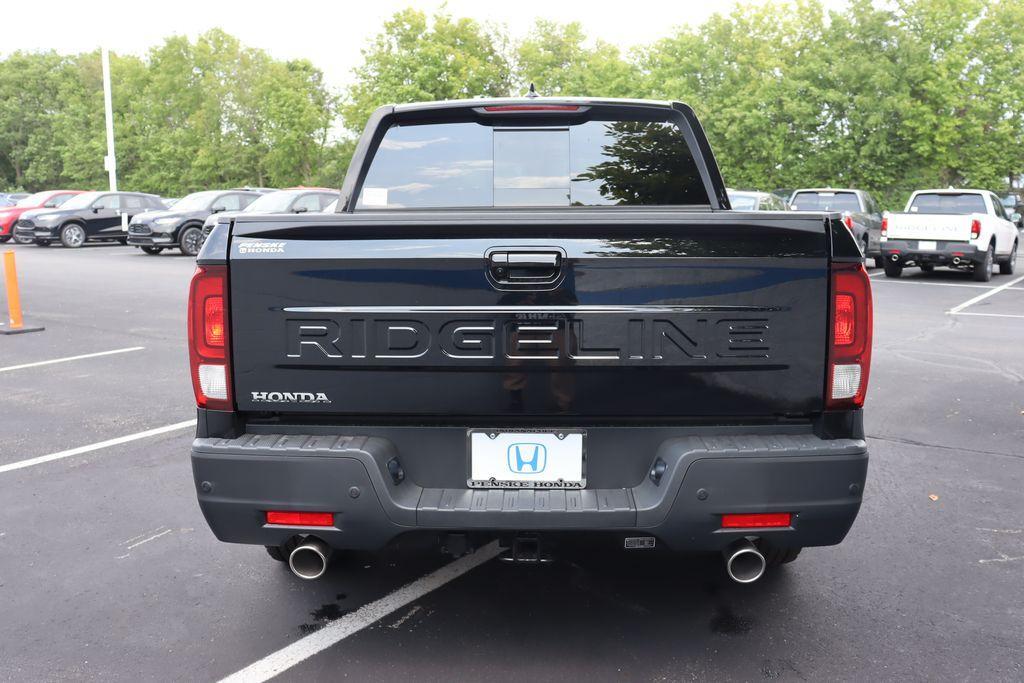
4, 0, 849, 92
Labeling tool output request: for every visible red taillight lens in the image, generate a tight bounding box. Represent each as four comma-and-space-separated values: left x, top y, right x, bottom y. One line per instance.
827, 263, 873, 409
188, 265, 232, 410
880, 216, 888, 237
833, 293, 855, 345
204, 296, 224, 347
970, 219, 981, 240
721, 512, 792, 529
266, 511, 334, 527
482, 104, 580, 112
843, 214, 854, 231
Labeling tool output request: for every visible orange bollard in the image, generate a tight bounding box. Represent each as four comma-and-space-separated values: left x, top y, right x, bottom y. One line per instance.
3, 250, 24, 329
1, 250, 43, 335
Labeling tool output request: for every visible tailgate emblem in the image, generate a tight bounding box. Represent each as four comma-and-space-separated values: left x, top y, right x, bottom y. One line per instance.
507, 443, 547, 474
250, 391, 331, 404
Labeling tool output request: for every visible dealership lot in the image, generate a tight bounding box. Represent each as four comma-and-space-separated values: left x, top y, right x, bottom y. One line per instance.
1, 243, 1022, 681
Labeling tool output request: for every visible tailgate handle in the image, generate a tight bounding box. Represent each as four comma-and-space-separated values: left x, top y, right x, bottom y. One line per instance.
489, 250, 562, 283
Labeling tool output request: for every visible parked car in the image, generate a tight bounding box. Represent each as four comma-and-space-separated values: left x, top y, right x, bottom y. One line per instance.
727, 189, 788, 211
790, 188, 884, 266
161, 197, 181, 208
189, 97, 872, 584
14, 191, 165, 248
0, 190, 84, 244
999, 193, 1023, 227
881, 189, 1019, 281
127, 189, 263, 256
5, 192, 29, 202
0, 195, 14, 207
200, 188, 340, 243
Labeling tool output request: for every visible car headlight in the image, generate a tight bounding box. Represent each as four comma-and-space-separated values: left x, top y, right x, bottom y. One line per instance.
154, 217, 178, 226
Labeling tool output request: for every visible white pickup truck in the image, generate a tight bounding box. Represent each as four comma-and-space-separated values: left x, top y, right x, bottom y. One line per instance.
881, 189, 1020, 281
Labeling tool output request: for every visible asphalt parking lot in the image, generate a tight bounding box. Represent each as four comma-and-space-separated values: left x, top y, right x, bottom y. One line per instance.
1, 242, 1023, 682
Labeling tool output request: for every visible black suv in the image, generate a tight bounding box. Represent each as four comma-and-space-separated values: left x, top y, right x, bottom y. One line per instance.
127, 190, 263, 256
15, 192, 165, 248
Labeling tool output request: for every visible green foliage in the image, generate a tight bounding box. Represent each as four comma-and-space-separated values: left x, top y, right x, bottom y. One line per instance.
0, 30, 340, 195
340, 9, 512, 133
515, 20, 639, 98
1, 2, 1023, 204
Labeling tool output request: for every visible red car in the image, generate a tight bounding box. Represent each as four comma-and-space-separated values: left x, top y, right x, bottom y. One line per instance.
0, 190, 85, 243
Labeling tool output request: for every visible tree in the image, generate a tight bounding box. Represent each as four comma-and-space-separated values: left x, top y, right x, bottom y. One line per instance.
515, 20, 639, 98
341, 9, 512, 133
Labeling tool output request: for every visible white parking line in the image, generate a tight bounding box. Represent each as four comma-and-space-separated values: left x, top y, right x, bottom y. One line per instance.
0, 346, 145, 374
219, 541, 502, 683
947, 274, 1024, 315
0, 419, 196, 475
950, 312, 1024, 319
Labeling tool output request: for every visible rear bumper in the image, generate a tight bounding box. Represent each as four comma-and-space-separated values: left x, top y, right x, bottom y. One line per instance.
192, 432, 867, 553
881, 239, 982, 265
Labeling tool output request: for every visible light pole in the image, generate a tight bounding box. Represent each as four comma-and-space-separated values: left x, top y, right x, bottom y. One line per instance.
101, 46, 117, 192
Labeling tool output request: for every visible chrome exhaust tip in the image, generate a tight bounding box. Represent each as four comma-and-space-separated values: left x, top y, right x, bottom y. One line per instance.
723, 539, 767, 584
890, 253, 900, 262
952, 257, 961, 265
288, 537, 331, 580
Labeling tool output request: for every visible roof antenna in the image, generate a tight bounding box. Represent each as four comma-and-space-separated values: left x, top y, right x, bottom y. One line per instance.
525, 82, 539, 99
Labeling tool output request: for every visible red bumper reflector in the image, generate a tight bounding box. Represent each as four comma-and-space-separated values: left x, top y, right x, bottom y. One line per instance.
721, 512, 792, 528
266, 511, 334, 527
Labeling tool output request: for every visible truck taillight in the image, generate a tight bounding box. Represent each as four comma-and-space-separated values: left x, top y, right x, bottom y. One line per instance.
880, 216, 887, 237
827, 263, 872, 409
188, 265, 232, 410
843, 213, 854, 231
970, 218, 981, 240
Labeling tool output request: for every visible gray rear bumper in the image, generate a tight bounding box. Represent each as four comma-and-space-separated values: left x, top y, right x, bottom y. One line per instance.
192, 432, 867, 552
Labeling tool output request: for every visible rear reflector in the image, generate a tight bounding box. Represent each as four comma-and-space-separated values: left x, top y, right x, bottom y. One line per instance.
266, 511, 334, 527
721, 512, 792, 528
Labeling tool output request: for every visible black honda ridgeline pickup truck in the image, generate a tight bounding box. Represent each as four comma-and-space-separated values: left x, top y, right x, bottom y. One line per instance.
189, 98, 873, 584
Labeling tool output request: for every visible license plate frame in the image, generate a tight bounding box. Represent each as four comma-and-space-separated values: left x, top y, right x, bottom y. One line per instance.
917, 240, 937, 251
467, 429, 586, 489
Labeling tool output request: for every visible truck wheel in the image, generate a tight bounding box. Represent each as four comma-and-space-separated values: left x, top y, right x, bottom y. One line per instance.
973, 244, 994, 282
179, 227, 203, 256
919, 264, 935, 273
999, 241, 1017, 275
141, 246, 163, 255
883, 261, 903, 278
60, 223, 86, 248
760, 543, 802, 567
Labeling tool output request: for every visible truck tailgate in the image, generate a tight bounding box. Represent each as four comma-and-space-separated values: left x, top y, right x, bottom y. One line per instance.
228, 212, 829, 419
886, 213, 973, 241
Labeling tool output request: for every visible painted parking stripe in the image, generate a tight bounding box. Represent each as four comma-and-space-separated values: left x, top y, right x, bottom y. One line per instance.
950, 312, 1024, 319
947, 274, 1024, 314
0, 346, 145, 374
0, 419, 196, 475
219, 541, 502, 683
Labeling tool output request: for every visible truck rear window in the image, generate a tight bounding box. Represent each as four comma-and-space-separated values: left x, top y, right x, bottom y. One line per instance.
790, 191, 861, 212
909, 193, 987, 215
355, 118, 708, 209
